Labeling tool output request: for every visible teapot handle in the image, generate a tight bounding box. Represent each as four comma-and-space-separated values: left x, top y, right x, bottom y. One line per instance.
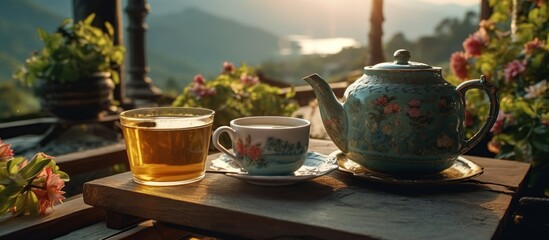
456, 75, 499, 154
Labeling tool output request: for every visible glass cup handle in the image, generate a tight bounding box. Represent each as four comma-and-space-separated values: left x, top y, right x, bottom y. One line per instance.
212, 126, 238, 160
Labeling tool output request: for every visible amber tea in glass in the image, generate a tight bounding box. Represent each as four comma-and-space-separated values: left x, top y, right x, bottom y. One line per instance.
119, 107, 215, 186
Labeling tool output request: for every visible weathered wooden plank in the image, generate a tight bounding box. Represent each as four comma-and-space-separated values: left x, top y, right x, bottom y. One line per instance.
56, 142, 129, 176
0, 195, 105, 240
83, 139, 530, 240
54, 222, 122, 240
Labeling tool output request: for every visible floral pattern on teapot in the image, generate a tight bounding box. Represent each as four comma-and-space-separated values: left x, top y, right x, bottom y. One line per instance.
346, 91, 464, 160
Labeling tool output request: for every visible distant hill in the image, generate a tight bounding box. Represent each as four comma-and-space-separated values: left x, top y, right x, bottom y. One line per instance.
144, 0, 475, 42
147, 7, 280, 81
0, 0, 63, 81
0, 2, 282, 91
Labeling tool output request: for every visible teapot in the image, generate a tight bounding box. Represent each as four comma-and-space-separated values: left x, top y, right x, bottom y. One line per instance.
303, 49, 499, 175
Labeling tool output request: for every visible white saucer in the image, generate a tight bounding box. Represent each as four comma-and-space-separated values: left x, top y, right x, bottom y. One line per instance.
209, 152, 338, 186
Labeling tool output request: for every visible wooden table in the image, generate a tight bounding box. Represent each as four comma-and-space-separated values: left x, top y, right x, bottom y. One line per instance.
79, 139, 530, 240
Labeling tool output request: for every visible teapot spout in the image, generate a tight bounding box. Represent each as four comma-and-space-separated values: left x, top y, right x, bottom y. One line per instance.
302, 73, 348, 153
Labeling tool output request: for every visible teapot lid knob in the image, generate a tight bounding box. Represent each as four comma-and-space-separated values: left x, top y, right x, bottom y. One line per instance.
369, 49, 433, 70
394, 49, 410, 65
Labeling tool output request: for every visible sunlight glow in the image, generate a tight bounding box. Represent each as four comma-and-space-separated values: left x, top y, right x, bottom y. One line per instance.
279, 35, 361, 55
417, 0, 478, 6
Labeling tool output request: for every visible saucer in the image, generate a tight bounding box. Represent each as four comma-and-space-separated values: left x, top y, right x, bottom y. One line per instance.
209, 152, 338, 186
334, 151, 484, 186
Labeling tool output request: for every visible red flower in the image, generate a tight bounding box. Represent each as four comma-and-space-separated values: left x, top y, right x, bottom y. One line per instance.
524, 38, 544, 55
0, 138, 14, 161
374, 95, 388, 105
408, 108, 422, 118
240, 73, 259, 86
246, 145, 262, 161
190, 74, 216, 98
450, 51, 469, 80
465, 110, 474, 127
490, 110, 507, 134
383, 103, 401, 114
193, 74, 206, 85
463, 34, 485, 56
236, 139, 245, 155
408, 99, 421, 108
504, 60, 526, 82
222, 61, 235, 73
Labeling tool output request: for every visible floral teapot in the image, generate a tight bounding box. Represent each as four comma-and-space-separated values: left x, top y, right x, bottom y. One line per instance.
303, 49, 499, 175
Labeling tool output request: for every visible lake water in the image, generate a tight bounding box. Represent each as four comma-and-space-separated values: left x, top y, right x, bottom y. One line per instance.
279, 35, 361, 55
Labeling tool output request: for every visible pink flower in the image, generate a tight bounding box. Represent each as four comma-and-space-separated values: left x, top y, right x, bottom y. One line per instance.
374, 95, 388, 105
408, 108, 422, 118
193, 74, 206, 85
465, 110, 474, 127
504, 60, 526, 82
240, 73, 259, 86
488, 140, 501, 154
450, 51, 469, 80
524, 38, 544, 55
222, 61, 235, 73
32, 167, 66, 215
189, 75, 216, 98
524, 80, 547, 99
383, 103, 401, 114
236, 139, 245, 155
408, 99, 421, 108
463, 34, 485, 56
0, 138, 14, 161
190, 85, 216, 98
246, 145, 262, 161
490, 110, 507, 134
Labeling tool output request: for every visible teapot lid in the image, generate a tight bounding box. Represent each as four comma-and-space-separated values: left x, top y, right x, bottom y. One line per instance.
369, 49, 434, 70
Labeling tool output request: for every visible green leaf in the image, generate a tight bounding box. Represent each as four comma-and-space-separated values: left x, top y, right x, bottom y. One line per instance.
26, 190, 39, 216
0, 194, 17, 214
531, 134, 549, 151
6, 157, 24, 175
13, 193, 27, 216
84, 13, 96, 26
104, 21, 114, 36
19, 159, 51, 180
56, 170, 70, 182
0, 184, 24, 199
36, 28, 48, 41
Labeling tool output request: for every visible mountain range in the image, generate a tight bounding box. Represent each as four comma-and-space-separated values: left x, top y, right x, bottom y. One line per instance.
0, 0, 477, 90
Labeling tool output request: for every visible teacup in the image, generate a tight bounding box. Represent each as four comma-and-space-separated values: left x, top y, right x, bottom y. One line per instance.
212, 116, 311, 175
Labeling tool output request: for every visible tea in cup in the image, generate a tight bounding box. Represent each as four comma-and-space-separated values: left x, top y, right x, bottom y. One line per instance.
212, 116, 311, 175
119, 107, 215, 186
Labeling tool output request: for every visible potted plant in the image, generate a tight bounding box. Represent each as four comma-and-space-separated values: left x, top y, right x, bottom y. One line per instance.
172, 61, 299, 147
13, 14, 125, 120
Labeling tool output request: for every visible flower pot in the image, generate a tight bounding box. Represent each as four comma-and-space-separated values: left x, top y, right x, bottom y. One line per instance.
34, 72, 115, 121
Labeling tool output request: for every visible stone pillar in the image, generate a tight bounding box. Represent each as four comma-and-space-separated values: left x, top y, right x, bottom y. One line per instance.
125, 0, 162, 107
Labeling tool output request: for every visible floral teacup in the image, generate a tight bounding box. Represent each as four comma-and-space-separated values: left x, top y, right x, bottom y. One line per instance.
212, 116, 310, 175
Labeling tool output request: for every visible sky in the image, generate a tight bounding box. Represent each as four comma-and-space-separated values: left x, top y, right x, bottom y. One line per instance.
418, 0, 478, 6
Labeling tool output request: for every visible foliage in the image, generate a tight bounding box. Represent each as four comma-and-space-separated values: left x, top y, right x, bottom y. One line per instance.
13, 14, 125, 85
448, 1, 549, 194
0, 139, 69, 216
172, 62, 299, 129
0, 82, 40, 120
384, 11, 479, 66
